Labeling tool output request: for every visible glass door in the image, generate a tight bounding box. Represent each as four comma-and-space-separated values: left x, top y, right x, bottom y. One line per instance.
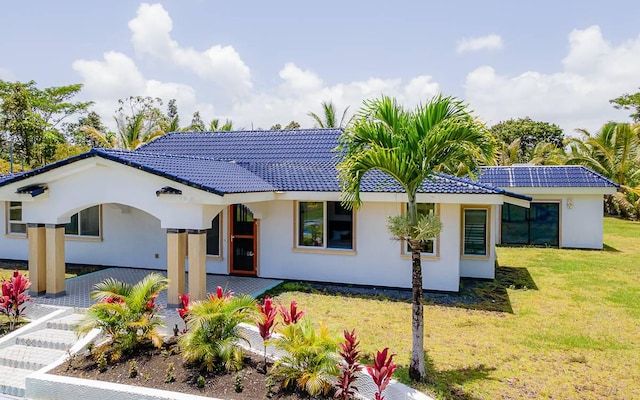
230, 204, 257, 275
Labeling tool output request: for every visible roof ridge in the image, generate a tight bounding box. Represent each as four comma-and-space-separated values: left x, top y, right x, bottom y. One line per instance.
101, 148, 229, 163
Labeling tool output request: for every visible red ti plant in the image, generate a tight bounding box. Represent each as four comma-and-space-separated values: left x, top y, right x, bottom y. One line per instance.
279, 300, 305, 325
176, 293, 190, 333
0, 270, 32, 331
365, 348, 397, 400
334, 329, 362, 400
256, 296, 277, 371
210, 286, 234, 300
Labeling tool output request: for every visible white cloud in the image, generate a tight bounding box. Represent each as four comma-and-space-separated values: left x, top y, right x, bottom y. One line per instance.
72, 51, 199, 129
464, 25, 640, 134
128, 3, 252, 94
456, 34, 504, 54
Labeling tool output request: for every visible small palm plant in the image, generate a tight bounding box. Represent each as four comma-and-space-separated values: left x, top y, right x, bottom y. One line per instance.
179, 291, 258, 372
77, 273, 168, 354
270, 318, 339, 397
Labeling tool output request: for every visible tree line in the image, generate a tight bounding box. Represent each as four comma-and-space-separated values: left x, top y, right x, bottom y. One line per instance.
0, 79, 638, 219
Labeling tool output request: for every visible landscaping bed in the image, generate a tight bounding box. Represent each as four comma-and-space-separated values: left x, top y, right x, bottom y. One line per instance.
53, 341, 314, 400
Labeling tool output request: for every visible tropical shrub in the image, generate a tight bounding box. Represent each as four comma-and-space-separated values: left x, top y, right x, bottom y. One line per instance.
279, 299, 306, 325
270, 318, 339, 396
334, 329, 362, 400
366, 348, 396, 400
176, 293, 190, 333
0, 270, 32, 331
257, 295, 277, 371
77, 272, 168, 355
179, 290, 258, 372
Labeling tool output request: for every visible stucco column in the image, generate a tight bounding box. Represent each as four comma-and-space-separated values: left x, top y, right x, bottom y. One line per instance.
166, 229, 186, 306
45, 224, 66, 297
187, 229, 207, 301
27, 223, 46, 295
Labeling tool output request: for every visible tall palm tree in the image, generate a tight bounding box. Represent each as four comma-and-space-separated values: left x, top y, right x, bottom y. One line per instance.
567, 121, 640, 215
308, 101, 353, 128
337, 95, 494, 381
114, 112, 165, 150
209, 118, 234, 131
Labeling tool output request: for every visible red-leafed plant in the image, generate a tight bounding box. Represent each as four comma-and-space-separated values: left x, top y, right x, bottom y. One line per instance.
279, 300, 306, 325
366, 348, 397, 400
256, 296, 277, 371
0, 270, 32, 331
334, 329, 362, 400
176, 293, 190, 333
210, 286, 234, 300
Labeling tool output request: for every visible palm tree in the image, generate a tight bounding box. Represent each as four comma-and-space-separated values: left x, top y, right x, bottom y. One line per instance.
308, 101, 353, 128
179, 293, 258, 372
567, 122, 640, 214
77, 273, 169, 353
337, 95, 494, 381
114, 112, 165, 150
209, 118, 234, 131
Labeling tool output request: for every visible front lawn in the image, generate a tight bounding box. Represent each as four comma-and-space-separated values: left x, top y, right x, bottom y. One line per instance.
272, 217, 640, 399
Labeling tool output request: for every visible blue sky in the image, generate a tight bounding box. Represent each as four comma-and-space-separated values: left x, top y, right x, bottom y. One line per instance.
1, 1, 639, 134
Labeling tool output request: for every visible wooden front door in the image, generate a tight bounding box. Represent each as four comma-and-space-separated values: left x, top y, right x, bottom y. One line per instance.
229, 204, 257, 275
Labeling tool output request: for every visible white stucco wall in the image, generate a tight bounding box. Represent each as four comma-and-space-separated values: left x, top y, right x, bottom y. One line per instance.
0, 201, 29, 260
460, 205, 497, 279
254, 200, 463, 291
559, 195, 605, 249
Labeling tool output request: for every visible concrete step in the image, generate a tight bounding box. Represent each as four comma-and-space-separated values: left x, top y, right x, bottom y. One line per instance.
0, 345, 66, 370
0, 365, 31, 397
46, 313, 85, 331
16, 328, 78, 351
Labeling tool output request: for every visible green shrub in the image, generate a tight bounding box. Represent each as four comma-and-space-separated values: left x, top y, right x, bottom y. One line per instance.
77, 273, 168, 355
270, 318, 339, 396
179, 293, 258, 372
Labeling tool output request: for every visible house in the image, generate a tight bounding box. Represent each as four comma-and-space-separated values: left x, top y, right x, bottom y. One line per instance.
2, 128, 603, 303
475, 165, 618, 249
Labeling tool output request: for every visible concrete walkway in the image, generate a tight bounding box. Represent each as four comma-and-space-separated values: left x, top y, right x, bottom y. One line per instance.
31, 267, 283, 312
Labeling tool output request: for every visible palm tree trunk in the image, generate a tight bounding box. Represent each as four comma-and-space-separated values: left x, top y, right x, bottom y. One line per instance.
407, 196, 426, 381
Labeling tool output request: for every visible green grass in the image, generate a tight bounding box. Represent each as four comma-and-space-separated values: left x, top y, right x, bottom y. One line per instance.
270, 217, 640, 399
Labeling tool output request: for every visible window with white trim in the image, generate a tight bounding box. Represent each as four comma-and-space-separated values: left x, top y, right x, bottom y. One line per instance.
297, 201, 353, 250
404, 203, 437, 255
462, 207, 489, 256
65, 205, 100, 237
7, 201, 26, 235
206, 213, 221, 256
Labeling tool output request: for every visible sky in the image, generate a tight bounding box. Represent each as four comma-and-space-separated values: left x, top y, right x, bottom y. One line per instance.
1, 1, 639, 135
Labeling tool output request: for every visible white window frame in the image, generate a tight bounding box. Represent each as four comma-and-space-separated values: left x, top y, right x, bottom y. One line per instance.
295, 201, 355, 252
206, 212, 222, 258
6, 201, 27, 236
461, 206, 490, 259
65, 205, 102, 239
402, 203, 439, 258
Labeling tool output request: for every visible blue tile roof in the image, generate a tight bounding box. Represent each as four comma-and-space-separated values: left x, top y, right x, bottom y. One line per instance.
0, 128, 529, 200
476, 166, 619, 188
137, 129, 343, 162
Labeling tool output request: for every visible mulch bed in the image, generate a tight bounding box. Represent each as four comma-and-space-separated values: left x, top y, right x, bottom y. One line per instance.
52, 340, 324, 400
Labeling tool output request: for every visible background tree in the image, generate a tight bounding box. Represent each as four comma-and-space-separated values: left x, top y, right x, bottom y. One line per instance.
567, 122, 640, 215
308, 101, 353, 128
338, 95, 493, 381
0, 80, 90, 167
189, 111, 206, 131
489, 117, 564, 163
160, 99, 181, 133
610, 88, 640, 122
209, 118, 233, 131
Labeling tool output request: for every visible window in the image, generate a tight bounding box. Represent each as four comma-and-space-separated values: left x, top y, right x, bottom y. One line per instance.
7, 201, 26, 235
405, 203, 436, 255
463, 207, 489, 256
297, 201, 353, 250
501, 202, 559, 246
206, 213, 221, 256
65, 205, 100, 237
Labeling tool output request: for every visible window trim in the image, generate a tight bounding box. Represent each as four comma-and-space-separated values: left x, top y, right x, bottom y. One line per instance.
65, 205, 103, 241
206, 212, 223, 260
499, 200, 562, 247
5, 201, 27, 238
461, 205, 491, 260
293, 201, 357, 255
400, 203, 440, 260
